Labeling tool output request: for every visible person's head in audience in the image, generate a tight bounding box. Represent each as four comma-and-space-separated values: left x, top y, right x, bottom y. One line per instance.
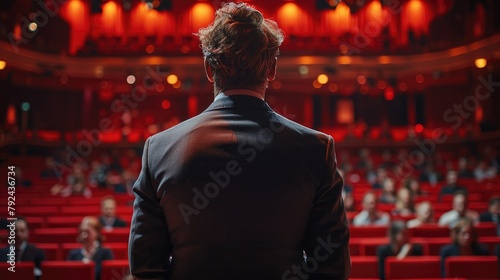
389, 221, 410, 249
78, 216, 103, 246
446, 170, 458, 185
101, 197, 118, 219
362, 191, 378, 215
15, 217, 30, 245
395, 187, 414, 215
402, 176, 421, 196
380, 178, 397, 203
451, 218, 478, 248
377, 168, 388, 183
487, 197, 500, 216
452, 191, 468, 216
415, 201, 434, 224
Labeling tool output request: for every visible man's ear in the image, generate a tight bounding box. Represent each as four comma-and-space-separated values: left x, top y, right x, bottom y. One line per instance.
267, 57, 277, 81
204, 57, 214, 83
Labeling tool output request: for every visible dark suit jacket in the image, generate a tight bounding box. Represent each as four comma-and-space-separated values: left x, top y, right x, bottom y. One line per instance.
129, 94, 350, 280
376, 244, 423, 280
479, 212, 497, 222
0, 243, 45, 268
99, 216, 127, 228
439, 243, 489, 277
67, 246, 114, 280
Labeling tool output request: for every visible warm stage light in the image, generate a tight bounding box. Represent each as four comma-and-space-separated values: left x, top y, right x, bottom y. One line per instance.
166, 74, 178, 85
162, 100, 171, 109
299, 65, 309, 76
28, 22, 37, 32
328, 83, 338, 92
317, 74, 329, 85
415, 123, 424, 133
0, 60, 6, 70
475, 58, 487, 69
146, 44, 155, 53
338, 56, 351, 65
312, 80, 322, 89
126, 75, 136, 85
356, 75, 366, 85
416, 74, 424, 84
384, 87, 394, 100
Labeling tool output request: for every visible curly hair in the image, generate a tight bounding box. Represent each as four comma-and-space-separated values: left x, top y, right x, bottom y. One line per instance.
197, 2, 284, 92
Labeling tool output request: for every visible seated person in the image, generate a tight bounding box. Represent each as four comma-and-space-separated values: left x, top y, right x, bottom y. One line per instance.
439, 170, 467, 200
99, 196, 127, 230
377, 221, 423, 280
480, 197, 500, 236
438, 191, 479, 228
440, 218, 489, 277
407, 201, 435, 228
353, 191, 391, 226
67, 216, 114, 280
372, 167, 388, 189
0, 217, 45, 279
379, 178, 397, 204
393, 187, 415, 217
401, 176, 426, 197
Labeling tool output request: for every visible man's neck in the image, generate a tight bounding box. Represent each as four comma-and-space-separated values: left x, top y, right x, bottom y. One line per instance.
214, 88, 265, 101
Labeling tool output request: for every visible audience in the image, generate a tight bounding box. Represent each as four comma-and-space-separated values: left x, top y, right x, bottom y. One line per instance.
407, 201, 435, 228
479, 197, 500, 235
353, 191, 391, 226
372, 167, 388, 189
439, 170, 467, 200
401, 176, 425, 197
67, 216, 114, 280
0, 217, 45, 279
440, 218, 489, 277
99, 196, 127, 230
419, 163, 442, 186
380, 178, 397, 204
457, 157, 475, 179
393, 187, 415, 216
438, 191, 479, 228
377, 221, 423, 280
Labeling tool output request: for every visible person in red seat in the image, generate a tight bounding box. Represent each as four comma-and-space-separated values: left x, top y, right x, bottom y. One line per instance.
353, 191, 391, 226
99, 196, 127, 230
67, 216, 114, 280
379, 178, 397, 204
392, 187, 415, 217
0, 217, 45, 279
407, 201, 435, 228
440, 218, 489, 277
377, 221, 423, 280
438, 191, 479, 228
480, 197, 500, 236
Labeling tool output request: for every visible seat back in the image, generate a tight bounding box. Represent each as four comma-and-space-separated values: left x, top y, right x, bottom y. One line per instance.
446, 256, 499, 279
350, 256, 378, 278
101, 260, 130, 280
0, 263, 35, 280
41, 261, 94, 280
385, 256, 441, 280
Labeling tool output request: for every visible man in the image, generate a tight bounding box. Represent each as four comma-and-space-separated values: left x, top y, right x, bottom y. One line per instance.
129, 3, 350, 280
0, 217, 45, 278
99, 196, 127, 229
439, 170, 467, 200
438, 191, 479, 228
480, 197, 500, 236
352, 191, 391, 226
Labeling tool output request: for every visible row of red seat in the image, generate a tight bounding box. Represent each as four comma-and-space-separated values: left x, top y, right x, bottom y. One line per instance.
350, 256, 499, 279
1, 256, 497, 280
22, 236, 500, 261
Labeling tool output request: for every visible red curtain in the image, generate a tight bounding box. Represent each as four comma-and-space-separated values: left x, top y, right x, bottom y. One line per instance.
60, 0, 89, 55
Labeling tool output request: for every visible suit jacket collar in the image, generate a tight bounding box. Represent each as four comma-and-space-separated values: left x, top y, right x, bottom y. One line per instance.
204, 93, 273, 113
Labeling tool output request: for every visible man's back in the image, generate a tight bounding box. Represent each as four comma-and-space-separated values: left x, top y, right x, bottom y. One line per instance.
129, 94, 350, 280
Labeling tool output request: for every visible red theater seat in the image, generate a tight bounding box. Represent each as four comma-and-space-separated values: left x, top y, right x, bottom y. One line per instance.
385, 256, 441, 280
420, 237, 450, 255
0, 263, 34, 279
409, 225, 449, 238
36, 243, 60, 260
18, 206, 59, 217
446, 256, 499, 279
350, 256, 378, 279
62, 243, 128, 260
359, 238, 388, 256
475, 223, 497, 237
46, 216, 84, 228
42, 261, 94, 280
102, 228, 130, 243
101, 260, 130, 280
350, 226, 388, 238
33, 228, 78, 243
480, 236, 500, 254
